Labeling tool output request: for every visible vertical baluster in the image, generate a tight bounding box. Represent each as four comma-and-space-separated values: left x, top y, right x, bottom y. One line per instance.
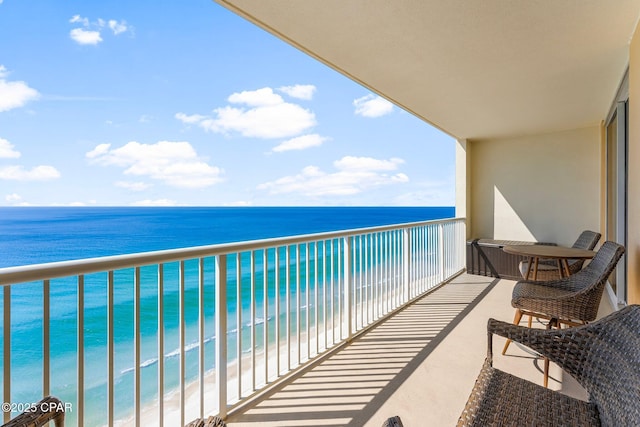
322, 241, 327, 351
353, 237, 358, 331
285, 246, 291, 371
179, 262, 185, 427
374, 233, 379, 319
275, 247, 280, 376
305, 243, 310, 360
3, 285, 9, 425
296, 245, 301, 366
134, 268, 142, 427
215, 255, 228, 418
438, 223, 443, 281
404, 228, 410, 303
314, 242, 319, 356
199, 258, 205, 418
263, 249, 268, 385
359, 235, 364, 329
157, 265, 164, 427
43, 280, 50, 396
330, 240, 335, 345
344, 236, 352, 339
390, 231, 394, 308
107, 271, 115, 427
236, 253, 242, 399
78, 275, 85, 427
250, 252, 256, 391
421, 226, 425, 290
337, 239, 342, 340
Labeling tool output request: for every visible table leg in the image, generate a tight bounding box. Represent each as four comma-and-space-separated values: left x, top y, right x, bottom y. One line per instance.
561, 259, 571, 277
557, 259, 564, 278
533, 257, 539, 281
525, 256, 534, 280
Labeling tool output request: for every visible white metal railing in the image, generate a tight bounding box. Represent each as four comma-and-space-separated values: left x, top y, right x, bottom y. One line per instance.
0, 217, 465, 426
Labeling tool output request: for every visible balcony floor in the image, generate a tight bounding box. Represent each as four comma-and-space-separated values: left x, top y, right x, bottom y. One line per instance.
225, 274, 593, 427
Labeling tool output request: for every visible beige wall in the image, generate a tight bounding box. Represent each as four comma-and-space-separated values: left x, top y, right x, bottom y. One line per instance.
467, 127, 601, 247
455, 139, 471, 238
628, 24, 640, 305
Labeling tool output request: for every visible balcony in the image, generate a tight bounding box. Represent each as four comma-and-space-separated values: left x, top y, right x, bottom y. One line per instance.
224, 272, 594, 427
1, 218, 474, 426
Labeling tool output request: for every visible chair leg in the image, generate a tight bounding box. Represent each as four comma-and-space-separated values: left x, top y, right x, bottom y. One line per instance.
502, 309, 523, 355
543, 318, 559, 387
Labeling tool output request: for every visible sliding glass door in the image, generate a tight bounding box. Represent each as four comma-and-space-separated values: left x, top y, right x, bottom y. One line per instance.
605, 97, 628, 305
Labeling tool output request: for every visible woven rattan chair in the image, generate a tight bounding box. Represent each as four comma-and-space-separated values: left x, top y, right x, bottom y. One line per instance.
518, 230, 601, 281
458, 304, 640, 426
381, 416, 404, 427
1, 396, 65, 427
502, 241, 625, 385
185, 416, 226, 427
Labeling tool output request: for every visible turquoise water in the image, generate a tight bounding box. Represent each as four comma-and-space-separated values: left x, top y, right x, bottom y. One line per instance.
0, 206, 453, 425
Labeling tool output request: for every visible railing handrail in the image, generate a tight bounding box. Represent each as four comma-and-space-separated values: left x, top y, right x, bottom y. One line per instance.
0, 217, 465, 285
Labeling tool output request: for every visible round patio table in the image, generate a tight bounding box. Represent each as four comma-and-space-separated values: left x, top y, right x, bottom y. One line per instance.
503, 245, 595, 280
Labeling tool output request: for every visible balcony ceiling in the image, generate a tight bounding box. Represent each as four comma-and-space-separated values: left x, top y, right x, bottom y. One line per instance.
215, 0, 640, 140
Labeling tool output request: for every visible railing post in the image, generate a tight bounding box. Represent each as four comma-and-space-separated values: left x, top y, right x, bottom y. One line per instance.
3, 285, 10, 425
216, 254, 228, 419
403, 228, 410, 301
439, 223, 445, 283
343, 237, 352, 339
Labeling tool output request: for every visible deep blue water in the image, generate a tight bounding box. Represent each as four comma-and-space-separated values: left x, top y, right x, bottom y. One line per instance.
0, 206, 454, 267
0, 206, 453, 425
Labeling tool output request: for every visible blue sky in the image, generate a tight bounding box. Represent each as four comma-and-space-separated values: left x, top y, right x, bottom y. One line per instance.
0, 1, 455, 207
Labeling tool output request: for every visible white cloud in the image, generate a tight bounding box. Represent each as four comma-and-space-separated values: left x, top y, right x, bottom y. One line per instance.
138, 114, 153, 123
334, 156, 404, 171
70, 28, 103, 45
175, 112, 206, 124
229, 87, 283, 107
116, 181, 151, 191
0, 165, 61, 181
353, 94, 394, 118
176, 87, 316, 139
86, 143, 111, 159
131, 199, 177, 206
0, 138, 21, 158
0, 66, 40, 112
272, 134, 329, 152
87, 140, 224, 189
69, 15, 90, 26
278, 84, 316, 100
108, 19, 128, 35
6, 193, 22, 203
258, 156, 408, 197
69, 15, 132, 45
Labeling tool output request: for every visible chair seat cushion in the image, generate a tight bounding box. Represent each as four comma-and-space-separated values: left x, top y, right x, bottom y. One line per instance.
457, 360, 600, 426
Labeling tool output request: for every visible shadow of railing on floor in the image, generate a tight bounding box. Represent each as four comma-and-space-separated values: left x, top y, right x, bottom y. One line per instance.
227, 277, 500, 427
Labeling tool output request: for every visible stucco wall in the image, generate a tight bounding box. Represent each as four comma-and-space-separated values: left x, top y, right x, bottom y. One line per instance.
468, 127, 601, 247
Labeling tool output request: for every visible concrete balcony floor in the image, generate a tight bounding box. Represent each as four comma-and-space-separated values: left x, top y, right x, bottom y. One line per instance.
226, 274, 591, 427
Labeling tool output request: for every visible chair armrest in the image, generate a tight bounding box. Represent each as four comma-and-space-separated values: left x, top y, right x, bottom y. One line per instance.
486, 318, 590, 381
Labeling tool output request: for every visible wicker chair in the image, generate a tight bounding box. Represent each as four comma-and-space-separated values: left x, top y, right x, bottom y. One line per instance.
1, 396, 64, 427
458, 304, 640, 426
518, 230, 601, 281
185, 416, 226, 427
502, 241, 625, 385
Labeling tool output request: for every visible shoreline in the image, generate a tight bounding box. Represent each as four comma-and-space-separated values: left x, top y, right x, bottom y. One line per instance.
114, 327, 337, 426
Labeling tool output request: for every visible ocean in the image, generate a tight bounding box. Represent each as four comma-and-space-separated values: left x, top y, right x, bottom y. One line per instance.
0, 206, 454, 425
